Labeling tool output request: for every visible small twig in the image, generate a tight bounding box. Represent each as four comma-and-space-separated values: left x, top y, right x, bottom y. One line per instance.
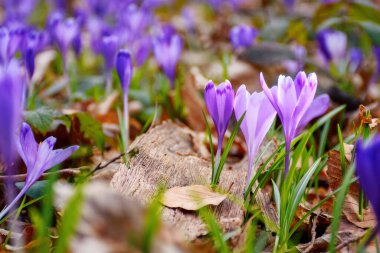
305, 212, 320, 253
86, 152, 127, 177
0, 169, 81, 183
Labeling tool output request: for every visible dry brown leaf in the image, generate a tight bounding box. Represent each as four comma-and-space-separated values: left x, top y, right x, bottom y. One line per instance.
161, 185, 227, 211
327, 150, 376, 229
182, 71, 206, 131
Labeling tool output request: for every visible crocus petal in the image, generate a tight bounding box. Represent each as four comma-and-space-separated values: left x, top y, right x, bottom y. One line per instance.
277, 75, 297, 137
17, 122, 38, 169
291, 73, 317, 138
355, 137, 380, 220
204, 81, 218, 127
234, 85, 250, 144
116, 50, 133, 93
30, 136, 57, 180
296, 94, 330, 134
42, 145, 79, 172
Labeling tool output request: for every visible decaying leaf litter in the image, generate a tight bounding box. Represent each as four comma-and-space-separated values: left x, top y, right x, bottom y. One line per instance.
1, 1, 380, 253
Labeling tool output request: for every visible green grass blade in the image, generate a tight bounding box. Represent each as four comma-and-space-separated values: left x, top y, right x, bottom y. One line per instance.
199, 208, 231, 253
55, 184, 85, 253
328, 165, 355, 253
214, 112, 246, 185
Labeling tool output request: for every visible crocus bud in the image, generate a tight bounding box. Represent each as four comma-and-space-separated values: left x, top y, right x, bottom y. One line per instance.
204, 80, 234, 153
260, 71, 318, 176
234, 85, 277, 188
355, 136, 380, 225
116, 50, 133, 93
230, 24, 257, 50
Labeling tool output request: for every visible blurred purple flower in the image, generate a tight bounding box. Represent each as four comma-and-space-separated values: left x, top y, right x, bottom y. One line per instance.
296, 94, 330, 135
260, 71, 318, 176
100, 34, 120, 93
134, 36, 151, 67
101, 34, 120, 74
348, 47, 363, 73
3, 0, 37, 22
230, 24, 257, 50
0, 123, 79, 219
317, 29, 347, 65
234, 85, 277, 189
0, 26, 24, 66
118, 4, 151, 41
116, 50, 133, 94
283, 0, 295, 9
153, 25, 183, 87
49, 13, 81, 72
21, 29, 47, 79
116, 50, 133, 149
283, 45, 306, 74
355, 136, 380, 227
0, 60, 25, 166
204, 80, 234, 180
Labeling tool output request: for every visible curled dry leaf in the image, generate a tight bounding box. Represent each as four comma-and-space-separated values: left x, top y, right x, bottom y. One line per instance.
327, 150, 376, 228
161, 185, 227, 211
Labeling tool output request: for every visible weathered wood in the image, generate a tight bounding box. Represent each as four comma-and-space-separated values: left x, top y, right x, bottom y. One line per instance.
111, 121, 277, 241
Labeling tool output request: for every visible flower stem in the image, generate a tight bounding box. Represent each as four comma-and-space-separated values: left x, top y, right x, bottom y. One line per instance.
245, 158, 254, 192
105, 71, 112, 94
284, 139, 291, 177
123, 92, 129, 152
213, 146, 221, 183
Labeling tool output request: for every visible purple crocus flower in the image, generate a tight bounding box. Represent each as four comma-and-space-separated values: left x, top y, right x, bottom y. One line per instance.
234, 85, 277, 189
317, 29, 347, 65
116, 50, 133, 150
230, 24, 257, 50
153, 25, 183, 88
355, 136, 380, 231
100, 34, 120, 93
204, 80, 234, 181
0, 123, 79, 219
260, 71, 318, 176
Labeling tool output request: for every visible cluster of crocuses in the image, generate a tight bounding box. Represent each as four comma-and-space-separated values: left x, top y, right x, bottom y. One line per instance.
204, 71, 330, 189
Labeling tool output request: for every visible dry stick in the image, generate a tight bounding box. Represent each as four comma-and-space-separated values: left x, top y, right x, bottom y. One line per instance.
305, 212, 320, 253
0, 151, 132, 183
0, 169, 80, 183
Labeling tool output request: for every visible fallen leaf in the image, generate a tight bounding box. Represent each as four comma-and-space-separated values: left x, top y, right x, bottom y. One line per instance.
161, 185, 227, 211
327, 150, 376, 228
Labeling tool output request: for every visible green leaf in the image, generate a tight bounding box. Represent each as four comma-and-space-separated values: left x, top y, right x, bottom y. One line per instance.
74, 112, 105, 151
24, 107, 56, 134
328, 165, 355, 253
15, 181, 49, 199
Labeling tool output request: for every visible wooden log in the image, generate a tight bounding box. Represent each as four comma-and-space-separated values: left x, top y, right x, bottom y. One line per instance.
111, 121, 276, 241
